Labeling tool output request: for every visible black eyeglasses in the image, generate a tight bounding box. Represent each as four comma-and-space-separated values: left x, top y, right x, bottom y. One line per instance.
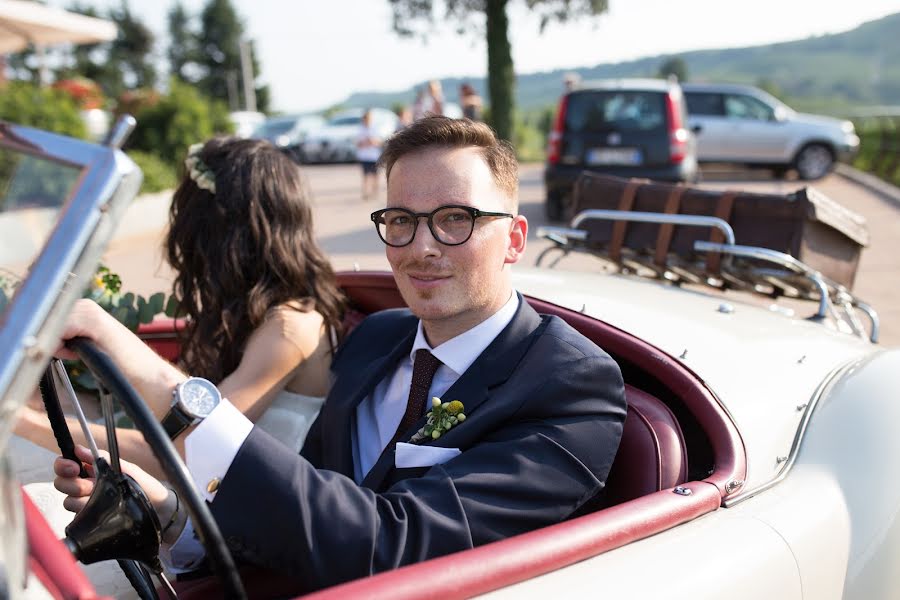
370, 205, 514, 247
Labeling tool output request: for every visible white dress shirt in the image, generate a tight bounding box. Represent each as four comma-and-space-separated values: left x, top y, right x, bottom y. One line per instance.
353, 291, 519, 481
165, 291, 519, 568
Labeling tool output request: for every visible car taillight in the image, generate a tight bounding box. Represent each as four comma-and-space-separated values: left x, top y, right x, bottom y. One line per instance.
547, 95, 568, 165
666, 90, 687, 165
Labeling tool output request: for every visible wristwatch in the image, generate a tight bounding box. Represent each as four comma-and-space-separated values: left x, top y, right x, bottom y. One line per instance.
161, 377, 222, 439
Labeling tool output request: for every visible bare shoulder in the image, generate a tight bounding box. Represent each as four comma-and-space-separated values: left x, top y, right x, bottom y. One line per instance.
258, 302, 327, 355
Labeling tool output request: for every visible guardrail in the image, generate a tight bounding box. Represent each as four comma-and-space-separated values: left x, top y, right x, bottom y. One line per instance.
845, 107, 900, 187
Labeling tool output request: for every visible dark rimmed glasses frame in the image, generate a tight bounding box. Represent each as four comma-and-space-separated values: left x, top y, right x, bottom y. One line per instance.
370, 204, 514, 247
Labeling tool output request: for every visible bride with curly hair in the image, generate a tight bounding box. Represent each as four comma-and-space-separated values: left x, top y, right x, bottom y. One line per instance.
17, 137, 345, 478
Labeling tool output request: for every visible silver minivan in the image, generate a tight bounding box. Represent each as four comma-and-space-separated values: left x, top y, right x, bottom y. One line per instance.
682, 83, 859, 180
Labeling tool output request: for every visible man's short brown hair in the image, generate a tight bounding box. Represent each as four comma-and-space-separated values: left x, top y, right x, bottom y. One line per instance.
380, 116, 519, 206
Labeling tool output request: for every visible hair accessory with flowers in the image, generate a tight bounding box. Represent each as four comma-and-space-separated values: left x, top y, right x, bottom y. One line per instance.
184, 143, 216, 194
410, 397, 466, 443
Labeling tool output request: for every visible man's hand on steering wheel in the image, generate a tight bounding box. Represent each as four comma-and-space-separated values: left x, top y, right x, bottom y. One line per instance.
54, 445, 184, 544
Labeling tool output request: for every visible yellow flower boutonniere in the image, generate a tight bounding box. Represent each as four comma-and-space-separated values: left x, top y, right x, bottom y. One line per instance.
410, 398, 466, 443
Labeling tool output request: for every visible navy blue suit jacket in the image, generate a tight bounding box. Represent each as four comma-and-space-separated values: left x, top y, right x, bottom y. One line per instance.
210, 295, 626, 592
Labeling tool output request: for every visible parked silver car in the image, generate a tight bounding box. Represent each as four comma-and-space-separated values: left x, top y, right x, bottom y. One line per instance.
682, 83, 859, 180
301, 108, 398, 163
252, 113, 326, 162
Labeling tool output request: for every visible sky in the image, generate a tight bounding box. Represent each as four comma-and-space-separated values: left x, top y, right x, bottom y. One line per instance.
49, 0, 900, 113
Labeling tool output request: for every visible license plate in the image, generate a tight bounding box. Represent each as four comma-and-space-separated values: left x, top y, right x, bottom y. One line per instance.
587, 148, 643, 166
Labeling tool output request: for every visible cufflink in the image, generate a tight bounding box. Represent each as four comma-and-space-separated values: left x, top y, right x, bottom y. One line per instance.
207, 477, 221, 493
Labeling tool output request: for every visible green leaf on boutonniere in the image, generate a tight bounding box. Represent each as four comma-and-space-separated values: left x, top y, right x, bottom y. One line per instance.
410, 397, 467, 443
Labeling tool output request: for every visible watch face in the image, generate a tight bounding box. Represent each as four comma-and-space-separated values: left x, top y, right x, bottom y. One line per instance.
177, 377, 221, 419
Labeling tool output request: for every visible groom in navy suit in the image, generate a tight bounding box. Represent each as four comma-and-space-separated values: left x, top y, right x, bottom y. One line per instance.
53, 116, 627, 592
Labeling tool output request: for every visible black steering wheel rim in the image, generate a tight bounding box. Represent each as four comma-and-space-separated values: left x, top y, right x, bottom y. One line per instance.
67, 337, 247, 600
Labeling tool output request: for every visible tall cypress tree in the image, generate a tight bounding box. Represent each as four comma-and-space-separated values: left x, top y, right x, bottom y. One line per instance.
196, 0, 267, 112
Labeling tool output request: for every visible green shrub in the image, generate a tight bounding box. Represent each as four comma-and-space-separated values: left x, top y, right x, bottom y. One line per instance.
513, 120, 546, 163
850, 117, 900, 187
128, 150, 177, 193
512, 108, 554, 163
127, 78, 232, 169
0, 81, 87, 138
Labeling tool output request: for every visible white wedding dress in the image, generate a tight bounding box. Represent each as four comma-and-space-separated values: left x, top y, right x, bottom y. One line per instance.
254, 389, 325, 453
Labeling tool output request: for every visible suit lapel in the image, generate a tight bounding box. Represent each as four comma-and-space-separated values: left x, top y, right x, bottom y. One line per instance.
361, 295, 544, 491
323, 325, 416, 476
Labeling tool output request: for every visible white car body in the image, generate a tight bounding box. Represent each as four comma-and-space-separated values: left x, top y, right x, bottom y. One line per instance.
251, 113, 326, 161
503, 268, 895, 598
2, 117, 898, 599
228, 110, 266, 139
301, 108, 398, 163
683, 83, 860, 179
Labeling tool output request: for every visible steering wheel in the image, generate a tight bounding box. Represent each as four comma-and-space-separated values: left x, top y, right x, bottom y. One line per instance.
40, 338, 247, 600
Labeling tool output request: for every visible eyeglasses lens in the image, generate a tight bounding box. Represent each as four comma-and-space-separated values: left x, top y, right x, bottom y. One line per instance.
378, 207, 475, 246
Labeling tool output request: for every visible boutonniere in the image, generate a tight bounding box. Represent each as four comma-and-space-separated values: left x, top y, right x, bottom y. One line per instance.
410, 397, 466, 443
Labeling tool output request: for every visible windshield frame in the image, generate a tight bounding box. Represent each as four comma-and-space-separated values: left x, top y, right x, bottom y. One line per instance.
0, 121, 142, 444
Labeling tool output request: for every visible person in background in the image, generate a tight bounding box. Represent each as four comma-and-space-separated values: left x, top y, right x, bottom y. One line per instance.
356, 108, 383, 201
395, 105, 414, 132
459, 82, 483, 121
16, 137, 345, 478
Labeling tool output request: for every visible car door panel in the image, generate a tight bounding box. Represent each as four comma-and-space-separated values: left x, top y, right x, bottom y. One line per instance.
480, 511, 803, 599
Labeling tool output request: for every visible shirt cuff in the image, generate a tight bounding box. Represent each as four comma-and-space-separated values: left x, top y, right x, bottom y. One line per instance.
184, 399, 253, 503
159, 518, 205, 573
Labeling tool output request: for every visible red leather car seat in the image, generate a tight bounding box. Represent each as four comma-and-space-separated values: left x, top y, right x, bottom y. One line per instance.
604, 384, 688, 505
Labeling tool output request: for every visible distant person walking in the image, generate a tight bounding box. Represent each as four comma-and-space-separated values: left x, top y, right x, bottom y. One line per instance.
459, 82, 483, 121
395, 105, 413, 132
563, 72, 581, 92
356, 109, 383, 201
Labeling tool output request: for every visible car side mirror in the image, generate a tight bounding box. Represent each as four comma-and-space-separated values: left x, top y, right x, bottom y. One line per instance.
691, 124, 703, 135
772, 106, 788, 122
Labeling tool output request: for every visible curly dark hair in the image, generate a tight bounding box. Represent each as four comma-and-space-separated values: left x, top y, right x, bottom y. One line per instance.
166, 136, 345, 382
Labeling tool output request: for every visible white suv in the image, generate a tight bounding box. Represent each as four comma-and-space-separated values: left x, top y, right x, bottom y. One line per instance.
682, 83, 859, 180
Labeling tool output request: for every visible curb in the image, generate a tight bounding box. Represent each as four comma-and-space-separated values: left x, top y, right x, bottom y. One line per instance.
834, 164, 900, 208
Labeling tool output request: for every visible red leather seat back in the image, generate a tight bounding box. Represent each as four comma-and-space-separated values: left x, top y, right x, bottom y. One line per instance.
604, 385, 688, 506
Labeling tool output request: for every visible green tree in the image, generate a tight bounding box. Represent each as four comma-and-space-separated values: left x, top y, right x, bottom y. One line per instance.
127, 78, 232, 168
196, 0, 268, 112
0, 81, 86, 138
389, 0, 609, 142
56, 2, 155, 98
61, 4, 109, 84
658, 56, 688, 82
108, 2, 156, 91
167, 1, 198, 84
6, 45, 39, 83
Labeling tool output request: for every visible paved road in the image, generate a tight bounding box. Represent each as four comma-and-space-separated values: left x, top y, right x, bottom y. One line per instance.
101, 163, 900, 347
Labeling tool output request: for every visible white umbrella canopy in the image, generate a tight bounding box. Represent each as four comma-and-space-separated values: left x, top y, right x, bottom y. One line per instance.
0, 0, 116, 54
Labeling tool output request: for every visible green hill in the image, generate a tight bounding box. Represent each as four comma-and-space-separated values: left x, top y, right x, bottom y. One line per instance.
343, 11, 900, 115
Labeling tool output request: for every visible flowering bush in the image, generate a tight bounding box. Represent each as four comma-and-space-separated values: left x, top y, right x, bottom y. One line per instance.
53, 77, 105, 110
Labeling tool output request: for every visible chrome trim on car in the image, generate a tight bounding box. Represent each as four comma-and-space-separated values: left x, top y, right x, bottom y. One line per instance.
694, 241, 878, 343
0, 119, 142, 442
722, 357, 863, 507
571, 209, 736, 246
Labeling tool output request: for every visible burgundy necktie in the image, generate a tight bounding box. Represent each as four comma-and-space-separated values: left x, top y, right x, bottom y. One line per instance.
388, 349, 442, 447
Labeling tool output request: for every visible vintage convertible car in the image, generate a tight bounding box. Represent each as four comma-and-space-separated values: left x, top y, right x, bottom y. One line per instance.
2, 118, 899, 600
